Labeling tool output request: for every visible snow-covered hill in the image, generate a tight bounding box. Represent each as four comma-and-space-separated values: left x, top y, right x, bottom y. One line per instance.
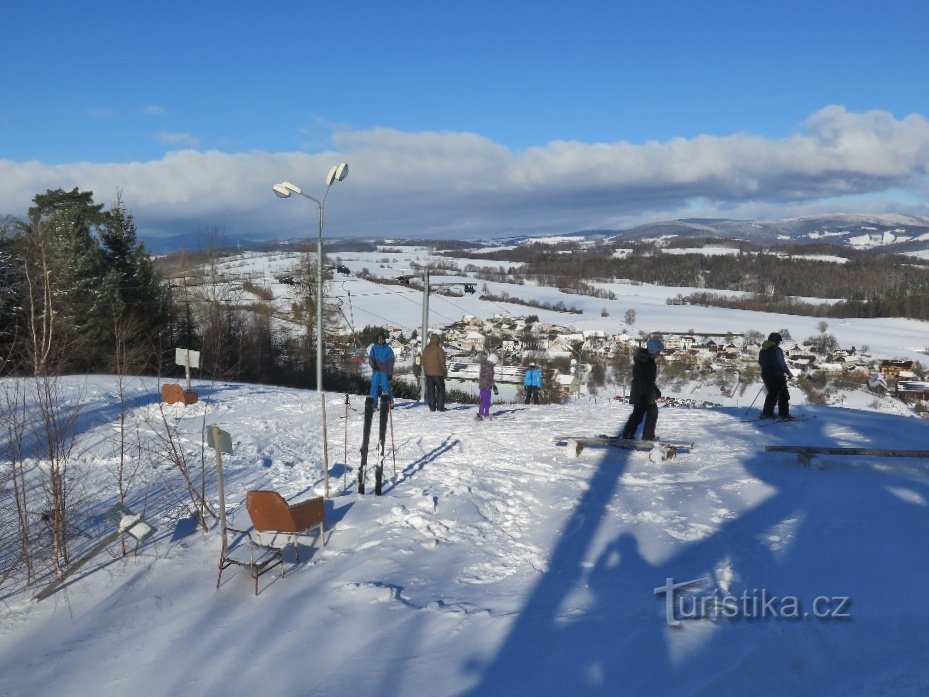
201, 245, 929, 365
2, 375, 929, 696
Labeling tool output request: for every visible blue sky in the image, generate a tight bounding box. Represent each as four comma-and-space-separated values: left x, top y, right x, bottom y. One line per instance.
3, 1, 929, 242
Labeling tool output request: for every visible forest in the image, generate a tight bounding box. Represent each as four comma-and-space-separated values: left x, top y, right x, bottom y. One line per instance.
445, 238, 929, 320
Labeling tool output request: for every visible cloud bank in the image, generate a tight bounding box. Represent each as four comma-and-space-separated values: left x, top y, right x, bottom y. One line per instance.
1, 106, 928, 243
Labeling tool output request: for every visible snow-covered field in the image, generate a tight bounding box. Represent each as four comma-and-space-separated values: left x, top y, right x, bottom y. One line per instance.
212, 245, 928, 363
2, 376, 929, 696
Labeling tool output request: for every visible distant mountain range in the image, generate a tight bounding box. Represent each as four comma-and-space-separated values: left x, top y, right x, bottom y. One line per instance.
559, 214, 929, 254
143, 214, 929, 256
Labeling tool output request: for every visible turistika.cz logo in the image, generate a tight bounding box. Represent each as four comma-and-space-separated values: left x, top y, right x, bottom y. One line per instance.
653, 576, 852, 626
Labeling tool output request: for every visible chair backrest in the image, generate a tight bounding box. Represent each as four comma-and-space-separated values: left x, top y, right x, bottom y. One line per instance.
246, 491, 292, 532
161, 383, 185, 404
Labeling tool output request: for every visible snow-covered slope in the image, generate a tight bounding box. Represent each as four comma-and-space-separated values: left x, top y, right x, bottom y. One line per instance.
2, 375, 929, 696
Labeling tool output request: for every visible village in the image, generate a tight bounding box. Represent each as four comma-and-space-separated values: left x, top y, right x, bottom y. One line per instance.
378, 313, 928, 407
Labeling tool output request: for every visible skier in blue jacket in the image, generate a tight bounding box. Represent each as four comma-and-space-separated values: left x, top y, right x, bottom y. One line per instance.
523, 362, 542, 404
368, 332, 395, 400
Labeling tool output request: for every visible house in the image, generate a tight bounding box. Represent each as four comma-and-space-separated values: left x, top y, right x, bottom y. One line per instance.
719, 343, 740, 359
896, 381, 929, 401
460, 330, 486, 353
880, 360, 915, 378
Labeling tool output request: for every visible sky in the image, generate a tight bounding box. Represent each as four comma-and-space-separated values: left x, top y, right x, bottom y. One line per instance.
2, 1, 929, 244
3, 252, 929, 695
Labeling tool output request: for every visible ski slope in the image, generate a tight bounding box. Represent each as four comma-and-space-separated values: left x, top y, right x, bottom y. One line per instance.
1, 375, 929, 696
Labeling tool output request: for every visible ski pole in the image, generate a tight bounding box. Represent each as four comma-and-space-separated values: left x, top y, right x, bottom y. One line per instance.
745, 384, 764, 415
389, 399, 397, 478
343, 393, 350, 492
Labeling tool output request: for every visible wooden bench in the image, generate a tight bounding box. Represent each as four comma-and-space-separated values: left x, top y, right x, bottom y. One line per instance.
766, 445, 929, 467
161, 383, 199, 405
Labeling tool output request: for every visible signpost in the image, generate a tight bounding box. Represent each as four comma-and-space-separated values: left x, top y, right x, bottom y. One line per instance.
34, 503, 156, 601
208, 424, 234, 559
175, 347, 201, 392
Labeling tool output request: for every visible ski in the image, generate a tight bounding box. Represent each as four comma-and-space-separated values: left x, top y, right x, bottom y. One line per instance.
553, 435, 694, 459
374, 395, 390, 496
357, 396, 375, 494
741, 415, 815, 425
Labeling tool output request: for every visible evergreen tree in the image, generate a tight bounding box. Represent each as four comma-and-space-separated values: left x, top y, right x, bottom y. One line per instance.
97, 197, 170, 372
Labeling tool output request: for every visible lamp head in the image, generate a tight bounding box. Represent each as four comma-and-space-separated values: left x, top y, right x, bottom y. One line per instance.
273, 181, 303, 198
326, 163, 349, 186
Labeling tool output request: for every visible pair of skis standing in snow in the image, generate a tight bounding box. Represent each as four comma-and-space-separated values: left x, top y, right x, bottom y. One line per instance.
359, 332, 395, 495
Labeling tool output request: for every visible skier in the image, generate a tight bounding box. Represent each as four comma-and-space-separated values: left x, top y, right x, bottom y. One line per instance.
620, 336, 664, 441
758, 332, 793, 419
523, 362, 542, 404
368, 331, 395, 400
422, 333, 448, 412
477, 353, 498, 419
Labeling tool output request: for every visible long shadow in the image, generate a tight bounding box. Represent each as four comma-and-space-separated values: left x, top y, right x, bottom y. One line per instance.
457, 445, 637, 695
459, 410, 929, 695
385, 436, 462, 492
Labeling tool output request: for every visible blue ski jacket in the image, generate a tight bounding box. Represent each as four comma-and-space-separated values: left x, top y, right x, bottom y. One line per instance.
368, 342, 395, 377
523, 367, 542, 388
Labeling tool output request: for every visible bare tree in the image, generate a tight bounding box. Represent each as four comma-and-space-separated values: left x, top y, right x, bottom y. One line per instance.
148, 404, 217, 532
1, 380, 35, 586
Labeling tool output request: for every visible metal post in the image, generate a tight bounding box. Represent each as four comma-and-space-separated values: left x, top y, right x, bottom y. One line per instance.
420, 269, 430, 402
212, 425, 229, 556
317, 204, 330, 499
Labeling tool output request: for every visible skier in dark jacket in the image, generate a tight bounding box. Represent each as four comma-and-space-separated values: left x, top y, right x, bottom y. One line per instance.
421, 333, 448, 412
758, 332, 793, 419
621, 337, 664, 441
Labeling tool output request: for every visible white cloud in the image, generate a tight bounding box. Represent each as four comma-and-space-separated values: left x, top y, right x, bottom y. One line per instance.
153, 131, 201, 148
1, 106, 928, 242
143, 105, 166, 116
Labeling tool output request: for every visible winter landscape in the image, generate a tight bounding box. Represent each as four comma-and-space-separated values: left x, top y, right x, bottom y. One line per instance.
2, 240, 929, 697
4, 3, 929, 695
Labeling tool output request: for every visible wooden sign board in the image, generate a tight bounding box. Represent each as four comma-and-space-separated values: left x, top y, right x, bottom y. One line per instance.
207, 427, 233, 455
175, 348, 201, 369
104, 503, 156, 542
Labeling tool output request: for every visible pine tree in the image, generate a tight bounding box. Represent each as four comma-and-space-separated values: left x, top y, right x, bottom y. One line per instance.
97, 196, 170, 372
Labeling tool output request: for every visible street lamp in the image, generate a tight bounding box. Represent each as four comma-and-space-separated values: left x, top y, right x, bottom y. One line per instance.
273, 163, 349, 498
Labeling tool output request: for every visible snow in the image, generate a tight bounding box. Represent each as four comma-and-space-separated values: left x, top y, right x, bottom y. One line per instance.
3, 246, 929, 696
209, 247, 929, 363
2, 373, 929, 696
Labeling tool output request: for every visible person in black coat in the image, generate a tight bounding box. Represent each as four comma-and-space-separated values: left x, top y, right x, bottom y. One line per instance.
621, 337, 664, 441
758, 332, 793, 419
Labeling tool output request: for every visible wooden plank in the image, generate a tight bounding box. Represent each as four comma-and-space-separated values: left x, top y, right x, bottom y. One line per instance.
765, 446, 929, 459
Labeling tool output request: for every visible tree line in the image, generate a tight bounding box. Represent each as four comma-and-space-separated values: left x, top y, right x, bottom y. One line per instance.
1, 188, 171, 377
0, 188, 369, 389
452, 239, 929, 320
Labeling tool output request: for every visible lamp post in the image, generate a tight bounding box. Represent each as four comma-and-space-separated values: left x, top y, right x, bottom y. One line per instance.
273, 163, 349, 498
